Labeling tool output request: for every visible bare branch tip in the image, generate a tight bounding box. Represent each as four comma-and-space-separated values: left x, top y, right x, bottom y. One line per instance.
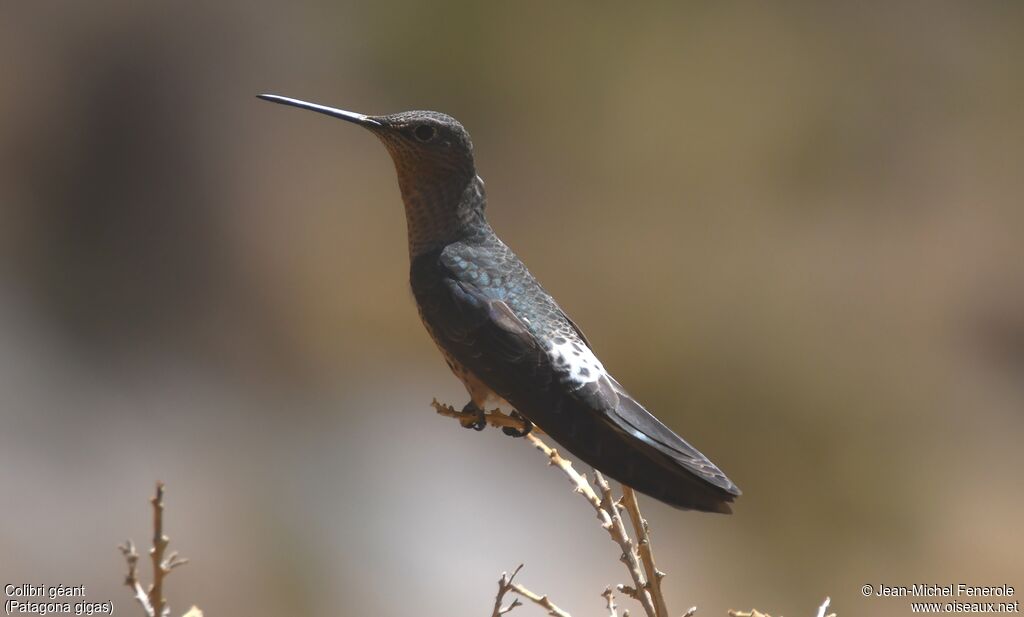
815, 597, 832, 617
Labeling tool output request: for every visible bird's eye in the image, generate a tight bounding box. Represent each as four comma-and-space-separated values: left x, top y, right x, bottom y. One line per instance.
414, 124, 437, 142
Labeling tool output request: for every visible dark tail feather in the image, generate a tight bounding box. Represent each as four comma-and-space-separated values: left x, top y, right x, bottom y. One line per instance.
533, 378, 740, 513
567, 420, 739, 513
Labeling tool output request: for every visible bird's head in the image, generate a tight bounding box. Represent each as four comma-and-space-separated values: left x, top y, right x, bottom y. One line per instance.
258, 93, 487, 254
257, 94, 476, 187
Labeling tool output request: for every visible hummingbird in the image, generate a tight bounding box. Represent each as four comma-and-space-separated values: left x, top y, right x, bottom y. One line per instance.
257, 94, 741, 512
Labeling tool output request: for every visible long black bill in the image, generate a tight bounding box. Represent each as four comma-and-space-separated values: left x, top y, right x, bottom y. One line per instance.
257, 94, 382, 127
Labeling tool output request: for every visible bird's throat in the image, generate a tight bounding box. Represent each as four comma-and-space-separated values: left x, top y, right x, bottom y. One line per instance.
396, 170, 487, 257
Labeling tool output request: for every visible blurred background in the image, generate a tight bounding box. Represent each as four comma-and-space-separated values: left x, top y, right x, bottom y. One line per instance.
2, 2, 1022, 616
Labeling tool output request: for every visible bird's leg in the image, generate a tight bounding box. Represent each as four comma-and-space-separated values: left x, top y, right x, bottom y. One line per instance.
502, 410, 533, 438
460, 401, 487, 431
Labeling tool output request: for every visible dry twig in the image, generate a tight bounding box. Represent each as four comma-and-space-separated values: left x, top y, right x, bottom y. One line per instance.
492, 566, 525, 617
118, 540, 154, 616
435, 400, 835, 617
621, 487, 669, 617
510, 581, 573, 617
728, 597, 834, 617
602, 587, 619, 617
436, 401, 659, 617
816, 597, 835, 617
490, 565, 572, 617
593, 471, 658, 617
119, 482, 191, 617
433, 399, 547, 434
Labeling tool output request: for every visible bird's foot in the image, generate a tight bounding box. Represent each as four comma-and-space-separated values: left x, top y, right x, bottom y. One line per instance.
460, 402, 487, 431
502, 410, 533, 438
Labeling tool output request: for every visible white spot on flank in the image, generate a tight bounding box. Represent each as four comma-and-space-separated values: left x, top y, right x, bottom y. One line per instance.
548, 337, 606, 389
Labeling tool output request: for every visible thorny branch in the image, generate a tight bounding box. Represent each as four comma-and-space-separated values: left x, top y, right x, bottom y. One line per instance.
601, 587, 618, 617
434, 400, 835, 617
434, 401, 657, 617
118, 540, 153, 616
433, 398, 547, 435
593, 471, 658, 617
728, 597, 835, 617
491, 565, 572, 617
119, 482, 194, 617
621, 487, 669, 617
510, 581, 574, 617
492, 566, 525, 617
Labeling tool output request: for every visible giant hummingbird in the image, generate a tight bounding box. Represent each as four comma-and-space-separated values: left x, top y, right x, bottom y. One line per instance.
258, 93, 741, 513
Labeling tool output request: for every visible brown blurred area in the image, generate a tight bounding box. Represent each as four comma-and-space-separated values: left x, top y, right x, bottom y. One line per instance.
1, 2, 1022, 616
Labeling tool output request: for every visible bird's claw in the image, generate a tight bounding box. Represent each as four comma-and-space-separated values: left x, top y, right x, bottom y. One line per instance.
502, 410, 533, 438
460, 402, 487, 431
